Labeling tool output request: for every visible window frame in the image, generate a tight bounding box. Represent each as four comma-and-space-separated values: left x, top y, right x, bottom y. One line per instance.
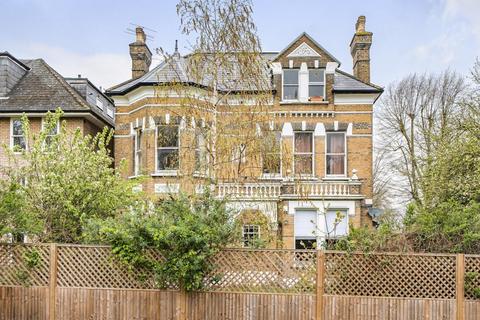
41, 118, 60, 148
324, 208, 349, 240
261, 130, 282, 178
282, 69, 299, 101
10, 118, 27, 152
96, 96, 104, 110
308, 68, 326, 99
155, 124, 180, 174
194, 127, 208, 176
242, 224, 260, 247
325, 132, 347, 177
133, 128, 142, 176
293, 131, 314, 177
106, 106, 114, 119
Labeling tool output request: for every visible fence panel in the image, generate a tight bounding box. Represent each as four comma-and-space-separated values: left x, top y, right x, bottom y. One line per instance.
324, 251, 457, 299
203, 249, 316, 293
0, 244, 50, 287
56, 245, 174, 289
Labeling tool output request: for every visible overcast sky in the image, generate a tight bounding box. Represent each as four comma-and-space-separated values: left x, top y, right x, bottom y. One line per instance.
1, 0, 479, 89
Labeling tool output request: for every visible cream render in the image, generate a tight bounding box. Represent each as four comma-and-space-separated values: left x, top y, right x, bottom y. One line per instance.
107, 17, 382, 249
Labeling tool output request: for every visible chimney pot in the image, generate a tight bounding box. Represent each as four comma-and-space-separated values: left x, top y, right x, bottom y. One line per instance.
135, 27, 146, 44
356, 16, 366, 33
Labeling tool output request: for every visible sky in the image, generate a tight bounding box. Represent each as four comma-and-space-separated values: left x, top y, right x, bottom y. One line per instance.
1, 0, 479, 89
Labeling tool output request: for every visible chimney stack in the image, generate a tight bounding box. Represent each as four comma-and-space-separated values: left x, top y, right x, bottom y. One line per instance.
350, 16, 373, 83
129, 27, 152, 79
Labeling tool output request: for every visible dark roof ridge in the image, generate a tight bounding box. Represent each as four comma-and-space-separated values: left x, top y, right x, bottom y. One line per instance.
0, 51, 31, 71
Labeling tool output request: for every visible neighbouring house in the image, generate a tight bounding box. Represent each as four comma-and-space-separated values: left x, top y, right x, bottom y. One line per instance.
0, 52, 115, 167
107, 16, 383, 249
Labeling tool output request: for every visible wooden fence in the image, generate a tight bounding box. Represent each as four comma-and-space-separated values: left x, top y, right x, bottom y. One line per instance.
1, 244, 480, 320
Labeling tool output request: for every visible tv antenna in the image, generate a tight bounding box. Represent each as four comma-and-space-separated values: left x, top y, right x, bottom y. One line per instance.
125, 23, 157, 41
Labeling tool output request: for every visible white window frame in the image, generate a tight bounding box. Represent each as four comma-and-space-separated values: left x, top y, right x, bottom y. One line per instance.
133, 129, 142, 176
232, 143, 247, 164
293, 131, 314, 177
41, 118, 60, 148
308, 68, 326, 99
242, 224, 260, 247
194, 128, 208, 176
96, 96, 104, 110
325, 132, 347, 178
282, 69, 299, 101
10, 118, 27, 152
261, 131, 282, 179
106, 106, 114, 119
155, 124, 180, 174
324, 208, 349, 240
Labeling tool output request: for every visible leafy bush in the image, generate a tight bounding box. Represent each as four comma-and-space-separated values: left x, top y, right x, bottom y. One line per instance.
85, 191, 234, 291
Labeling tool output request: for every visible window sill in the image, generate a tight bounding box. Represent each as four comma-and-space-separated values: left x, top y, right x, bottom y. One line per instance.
151, 170, 179, 177
291, 175, 319, 181
259, 174, 283, 180
280, 100, 329, 105
322, 176, 349, 181
193, 172, 209, 178
128, 174, 145, 179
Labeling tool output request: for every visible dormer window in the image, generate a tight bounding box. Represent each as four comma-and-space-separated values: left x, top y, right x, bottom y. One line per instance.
309, 69, 325, 99
283, 69, 299, 100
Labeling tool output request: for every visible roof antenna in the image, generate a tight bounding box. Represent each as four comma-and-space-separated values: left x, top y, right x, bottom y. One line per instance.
173, 40, 180, 58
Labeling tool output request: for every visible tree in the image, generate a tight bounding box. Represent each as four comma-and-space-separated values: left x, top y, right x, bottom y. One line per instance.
0, 110, 141, 243
155, 0, 275, 184
378, 71, 466, 207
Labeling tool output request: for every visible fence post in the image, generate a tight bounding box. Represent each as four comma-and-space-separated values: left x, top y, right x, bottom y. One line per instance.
176, 290, 187, 320
316, 250, 325, 320
49, 243, 58, 320
456, 253, 465, 320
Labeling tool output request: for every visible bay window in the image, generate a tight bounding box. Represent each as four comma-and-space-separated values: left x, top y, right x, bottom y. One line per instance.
294, 132, 313, 175
262, 131, 281, 176
326, 132, 346, 176
134, 129, 142, 176
283, 69, 299, 100
194, 128, 207, 174
156, 124, 179, 171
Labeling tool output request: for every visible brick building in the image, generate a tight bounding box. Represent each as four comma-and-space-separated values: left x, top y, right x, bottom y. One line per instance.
0, 52, 114, 166
107, 16, 383, 249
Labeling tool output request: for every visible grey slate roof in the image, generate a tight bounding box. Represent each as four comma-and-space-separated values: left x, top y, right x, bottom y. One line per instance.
108, 52, 274, 95
333, 70, 383, 93
0, 59, 113, 126
107, 41, 382, 96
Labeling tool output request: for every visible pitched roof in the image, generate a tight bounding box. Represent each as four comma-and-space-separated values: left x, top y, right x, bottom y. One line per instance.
333, 70, 383, 93
108, 52, 274, 95
0, 59, 113, 126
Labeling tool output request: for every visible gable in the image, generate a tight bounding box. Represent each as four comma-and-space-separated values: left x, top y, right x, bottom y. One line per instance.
287, 42, 321, 58
273, 33, 340, 68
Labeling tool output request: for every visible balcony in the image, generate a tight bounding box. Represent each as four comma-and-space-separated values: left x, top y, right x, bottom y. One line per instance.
216, 180, 363, 200
217, 183, 281, 200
